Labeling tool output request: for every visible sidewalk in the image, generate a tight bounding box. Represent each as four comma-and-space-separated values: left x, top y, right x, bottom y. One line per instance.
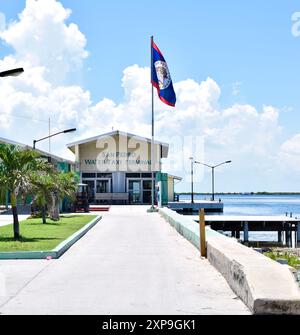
0, 215, 30, 227
0, 206, 250, 315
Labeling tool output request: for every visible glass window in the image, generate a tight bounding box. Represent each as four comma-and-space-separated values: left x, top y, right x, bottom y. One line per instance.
96, 180, 110, 193
143, 180, 152, 190
128, 180, 142, 203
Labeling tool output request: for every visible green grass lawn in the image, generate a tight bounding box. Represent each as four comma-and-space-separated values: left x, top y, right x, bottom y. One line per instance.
0, 215, 97, 252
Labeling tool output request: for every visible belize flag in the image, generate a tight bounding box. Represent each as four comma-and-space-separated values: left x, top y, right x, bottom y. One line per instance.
151, 40, 176, 107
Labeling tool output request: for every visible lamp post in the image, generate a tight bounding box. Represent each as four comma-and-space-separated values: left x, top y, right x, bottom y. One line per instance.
190, 157, 194, 204
194, 160, 232, 201
0, 68, 24, 77
33, 128, 77, 150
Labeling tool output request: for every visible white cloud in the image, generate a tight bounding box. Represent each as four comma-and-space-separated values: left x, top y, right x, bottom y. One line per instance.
281, 134, 300, 154
278, 134, 300, 173
0, 0, 90, 152
76, 66, 284, 187
0, 0, 88, 84
0, 0, 298, 191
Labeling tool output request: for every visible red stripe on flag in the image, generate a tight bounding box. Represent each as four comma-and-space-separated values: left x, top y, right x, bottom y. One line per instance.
151, 41, 164, 57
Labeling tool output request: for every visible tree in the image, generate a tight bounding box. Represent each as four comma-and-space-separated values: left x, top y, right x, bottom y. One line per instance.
29, 172, 54, 224
48, 172, 78, 221
30, 170, 78, 223
0, 144, 42, 240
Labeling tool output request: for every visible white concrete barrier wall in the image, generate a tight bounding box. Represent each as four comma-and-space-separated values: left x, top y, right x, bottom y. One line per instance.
159, 208, 300, 314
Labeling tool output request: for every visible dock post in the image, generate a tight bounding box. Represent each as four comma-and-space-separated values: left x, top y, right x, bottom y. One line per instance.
244, 222, 249, 244
278, 231, 282, 244
297, 223, 300, 248
199, 209, 207, 258
236, 230, 240, 239
286, 226, 292, 248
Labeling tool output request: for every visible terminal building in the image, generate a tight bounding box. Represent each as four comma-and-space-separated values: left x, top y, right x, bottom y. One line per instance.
0, 131, 181, 208
67, 130, 181, 205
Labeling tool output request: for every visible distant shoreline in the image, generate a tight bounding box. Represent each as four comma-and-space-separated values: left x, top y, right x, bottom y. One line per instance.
177, 192, 300, 196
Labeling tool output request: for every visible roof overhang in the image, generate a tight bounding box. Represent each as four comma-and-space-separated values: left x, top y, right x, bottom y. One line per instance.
168, 174, 183, 181
0, 137, 74, 165
67, 130, 169, 158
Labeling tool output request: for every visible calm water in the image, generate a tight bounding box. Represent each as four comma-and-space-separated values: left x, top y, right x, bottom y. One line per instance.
179, 194, 300, 242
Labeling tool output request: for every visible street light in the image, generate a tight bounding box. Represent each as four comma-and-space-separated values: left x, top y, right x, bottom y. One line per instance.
1, 67, 24, 211
0, 68, 24, 77
194, 160, 232, 201
33, 128, 77, 150
189, 157, 194, 204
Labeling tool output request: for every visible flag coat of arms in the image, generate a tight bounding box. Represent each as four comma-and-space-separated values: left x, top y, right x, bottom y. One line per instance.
151, 40, 176, 107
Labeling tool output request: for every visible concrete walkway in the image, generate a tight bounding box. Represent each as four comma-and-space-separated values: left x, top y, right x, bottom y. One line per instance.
0, 215, 30, 227
0, 206, 249, 315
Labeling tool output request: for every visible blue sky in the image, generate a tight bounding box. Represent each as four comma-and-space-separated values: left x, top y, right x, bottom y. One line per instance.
1, 0, 300, 192
2, 1, 300, 112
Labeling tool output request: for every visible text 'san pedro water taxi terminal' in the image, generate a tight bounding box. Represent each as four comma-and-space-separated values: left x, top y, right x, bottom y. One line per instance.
67, 130, 181, 205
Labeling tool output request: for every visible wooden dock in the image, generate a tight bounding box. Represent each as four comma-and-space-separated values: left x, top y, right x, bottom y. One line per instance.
189, 215, 300, 248
168, 200, 224, 213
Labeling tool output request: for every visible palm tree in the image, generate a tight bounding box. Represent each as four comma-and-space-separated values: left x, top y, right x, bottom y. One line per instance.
0, 144, 41, 240
29, 172, 54, 224
29, 168, 78, 223
48, 172, 78, 221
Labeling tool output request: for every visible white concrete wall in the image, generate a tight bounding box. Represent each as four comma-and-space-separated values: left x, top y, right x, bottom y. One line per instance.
159, 207, 300, 315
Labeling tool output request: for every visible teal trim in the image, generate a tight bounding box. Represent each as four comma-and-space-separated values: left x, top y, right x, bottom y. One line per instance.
57, 162, 71, 173
156, 172, 169, 205
0, 215, 102, 260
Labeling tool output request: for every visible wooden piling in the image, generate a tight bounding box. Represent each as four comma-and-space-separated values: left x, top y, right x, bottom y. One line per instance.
199, 209, 206, 258
278, 231, 282, 244
286, 227, 292, 248
244, 222, 249, 243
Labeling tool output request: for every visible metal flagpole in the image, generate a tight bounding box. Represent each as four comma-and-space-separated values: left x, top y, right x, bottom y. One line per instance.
151, 36, 155, 211
148, 35, 157, 213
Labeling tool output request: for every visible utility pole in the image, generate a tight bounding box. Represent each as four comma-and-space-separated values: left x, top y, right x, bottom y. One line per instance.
49, 117, 51, 153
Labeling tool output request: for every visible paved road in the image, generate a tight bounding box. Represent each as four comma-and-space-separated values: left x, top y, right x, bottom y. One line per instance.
0, 215, 30, 227
0, 206, 249, 315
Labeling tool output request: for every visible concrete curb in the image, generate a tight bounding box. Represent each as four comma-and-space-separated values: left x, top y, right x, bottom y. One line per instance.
159, 208, 300, 315
0, 215, 102, 260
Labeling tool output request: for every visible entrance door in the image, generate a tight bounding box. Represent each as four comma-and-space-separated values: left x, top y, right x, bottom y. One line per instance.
142, 180, 153, 205
128, 180, 142, 204
82, 180, 95, 203
96, 179, 111, 194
